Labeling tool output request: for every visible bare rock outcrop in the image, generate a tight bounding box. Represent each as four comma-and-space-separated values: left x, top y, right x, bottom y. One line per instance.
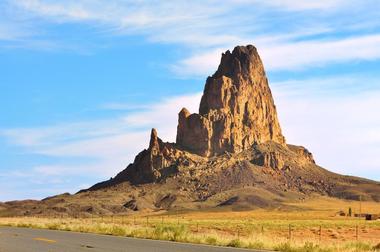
119, 129, 183, 184
251, 143, 315, 170
288, 145, 315, 165
177, 45, 285, 157
253, 151, 286, 170
90, 129, 194, 187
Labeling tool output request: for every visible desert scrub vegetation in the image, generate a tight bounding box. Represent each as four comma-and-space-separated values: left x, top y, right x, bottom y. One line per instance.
1, 214, 380, 252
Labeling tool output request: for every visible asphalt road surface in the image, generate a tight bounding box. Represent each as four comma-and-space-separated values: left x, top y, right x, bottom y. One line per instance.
0, 226, 269, 252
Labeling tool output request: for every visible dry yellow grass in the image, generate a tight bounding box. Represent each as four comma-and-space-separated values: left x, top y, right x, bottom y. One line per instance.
1, 196, 380, 252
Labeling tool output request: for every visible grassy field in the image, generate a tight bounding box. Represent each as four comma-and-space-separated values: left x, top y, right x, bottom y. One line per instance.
1, 197, 379, 252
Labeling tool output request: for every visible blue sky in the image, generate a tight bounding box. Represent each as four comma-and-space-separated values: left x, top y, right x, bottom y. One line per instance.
1, 0, 380, 201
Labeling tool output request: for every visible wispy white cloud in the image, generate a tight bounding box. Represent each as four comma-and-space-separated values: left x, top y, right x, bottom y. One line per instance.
10, 0, 236, 47
1, 119, 129, 147
271, 79, 380, 181
0, 93, 199, 200
123, 93, 201, 139
1, 93, 201, 151
100, 102, 150, 111
171, 48, 223, 78
0, 10, 37, 41
5, 0, 379, 75
273, 75, 380, 97
0, 167, 80, 201
261, 34, 380, 71
0, 92, 201, 194
0, 23, 25, 40
173, 34, 380, 76
249, 0, 348, 11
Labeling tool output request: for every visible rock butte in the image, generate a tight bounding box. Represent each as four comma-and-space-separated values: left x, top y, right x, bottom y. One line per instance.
95, 45, 309, 186
177, 45, 285, 157
3, 45, 380, 216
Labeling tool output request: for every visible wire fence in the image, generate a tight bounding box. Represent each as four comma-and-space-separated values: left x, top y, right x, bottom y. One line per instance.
11, 213, 379, 247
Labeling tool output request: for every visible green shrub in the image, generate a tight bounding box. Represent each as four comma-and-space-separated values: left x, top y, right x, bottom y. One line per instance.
302, 242, 333, 252
111, 226, 127, 236
248, 241, 265, 249
16, 223, 32, 228
46, 223, 60, 230
205, 236, 217, 245
274, 242, 293, 252
227, 239, 241, 248
345, 242, 372, 251
275, 242, 333, 252
153, 224, 187, 241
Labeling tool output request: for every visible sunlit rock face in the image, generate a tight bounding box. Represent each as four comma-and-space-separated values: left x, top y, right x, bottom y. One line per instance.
177, 45, 285, 157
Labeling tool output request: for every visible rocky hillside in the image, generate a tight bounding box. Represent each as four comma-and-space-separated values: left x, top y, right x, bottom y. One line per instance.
2, 45, 380, 217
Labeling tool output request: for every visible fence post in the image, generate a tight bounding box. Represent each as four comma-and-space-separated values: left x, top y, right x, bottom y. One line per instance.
288, 224, 292, 241
319, 226, 322, 242
356, 225, 359, 241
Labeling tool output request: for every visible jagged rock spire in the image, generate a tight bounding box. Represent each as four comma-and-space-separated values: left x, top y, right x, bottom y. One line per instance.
149, 128, 160, 149
177, 45, 285, 157
94, 45, 287, 186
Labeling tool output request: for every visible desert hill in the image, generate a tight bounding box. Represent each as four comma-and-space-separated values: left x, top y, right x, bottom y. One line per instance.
1, 45, 380, 217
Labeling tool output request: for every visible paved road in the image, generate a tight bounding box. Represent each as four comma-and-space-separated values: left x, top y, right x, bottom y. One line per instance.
0, 227, 267, 252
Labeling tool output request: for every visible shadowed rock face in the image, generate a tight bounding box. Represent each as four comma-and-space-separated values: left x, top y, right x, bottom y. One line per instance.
177, 45, 285, 157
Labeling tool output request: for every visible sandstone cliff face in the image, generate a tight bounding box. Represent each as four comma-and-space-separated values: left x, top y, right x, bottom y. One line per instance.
177, 45, 285, 157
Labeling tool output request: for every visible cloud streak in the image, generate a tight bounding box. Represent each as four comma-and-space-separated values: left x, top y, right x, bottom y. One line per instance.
174, 34, 380, 77
271, 78, 380, 181
248, 0, 351, 11
4, 0, 379, 76
0, 92, 201, 199
0, 92, 202, 199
